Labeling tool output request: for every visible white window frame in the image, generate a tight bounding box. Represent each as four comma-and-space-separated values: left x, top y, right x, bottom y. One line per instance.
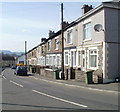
37, 48, 40, 54
83, 22, 92, 41
47, 40, 51, 51
56, 55, 59, 66
88, 48, 98, 70
55, 38, 59, 50
64, 51, 69, 66
49, 55, 52, 66
41, 45, 44, 54
53, 55, 56, 66
81, 50, 86, 71
70, 49, 76, 67
67, 29, 73, 44
78, 50, 81, 67
46, 55, 49, 65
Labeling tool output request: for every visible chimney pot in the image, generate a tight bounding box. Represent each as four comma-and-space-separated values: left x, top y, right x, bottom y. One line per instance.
82, 4, 93, 15
41, 38, 46, 42
61, 21, 69, 29
49, 30, 55, 37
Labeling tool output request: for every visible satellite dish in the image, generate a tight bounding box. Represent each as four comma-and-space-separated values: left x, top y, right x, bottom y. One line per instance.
94, 24, 104, 32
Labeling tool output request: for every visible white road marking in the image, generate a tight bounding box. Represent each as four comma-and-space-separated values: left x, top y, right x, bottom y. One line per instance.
10, 80, 23, 88
32, 89, 87, 108
3, 76, 7, 80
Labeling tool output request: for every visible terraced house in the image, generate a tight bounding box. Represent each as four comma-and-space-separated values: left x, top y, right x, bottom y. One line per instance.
27, 2, 120, 83
45, 30, 62, 68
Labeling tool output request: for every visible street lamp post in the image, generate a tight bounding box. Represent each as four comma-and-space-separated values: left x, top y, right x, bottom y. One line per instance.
25, 41, 27, 74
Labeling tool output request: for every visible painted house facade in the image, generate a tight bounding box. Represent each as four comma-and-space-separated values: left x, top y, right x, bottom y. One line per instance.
75, 2, 120, 83
27, 2, 120, 83
17, 55, 25, 65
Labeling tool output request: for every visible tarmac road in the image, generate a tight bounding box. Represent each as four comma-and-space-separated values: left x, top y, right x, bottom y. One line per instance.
1, 68, 119, 111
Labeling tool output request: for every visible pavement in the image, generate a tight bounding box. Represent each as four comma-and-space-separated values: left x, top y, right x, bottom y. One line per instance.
28, 72, 120, 94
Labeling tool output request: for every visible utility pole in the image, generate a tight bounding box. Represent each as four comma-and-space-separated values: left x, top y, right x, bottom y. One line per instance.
25, 41, 27, 73
61, 3, 65, 80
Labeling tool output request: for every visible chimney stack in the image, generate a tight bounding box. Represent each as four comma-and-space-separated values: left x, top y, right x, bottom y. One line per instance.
49, 30, 55, 37
61, 21, 69, 29
41, 38, 46, 42
82, 5, 93, 15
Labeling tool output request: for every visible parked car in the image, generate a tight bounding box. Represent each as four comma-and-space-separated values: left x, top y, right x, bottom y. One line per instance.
14, 66, 28, 76
11, 65, 17, 69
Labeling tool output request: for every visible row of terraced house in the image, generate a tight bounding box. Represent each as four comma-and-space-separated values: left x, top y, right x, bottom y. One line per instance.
26, 2, 120, 83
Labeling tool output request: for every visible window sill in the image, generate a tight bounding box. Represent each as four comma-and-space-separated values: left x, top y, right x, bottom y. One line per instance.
67, 42, 73, 45
72, 65, 77, 68
83, 38, 92, 42
55, 48, 59, 50
77, 65, 81, 68
89, 67, 98, 70
65, 64, 69, 66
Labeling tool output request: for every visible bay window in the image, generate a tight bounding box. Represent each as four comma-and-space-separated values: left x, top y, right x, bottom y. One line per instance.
89, 49, 97, 68
78, 51, 81, 66
71, 51, 76, 66
65, 52, 69, 65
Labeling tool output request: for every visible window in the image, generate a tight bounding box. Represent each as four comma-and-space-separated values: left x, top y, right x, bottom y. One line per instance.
46, 56, 49, 65
78, 51, 81, 66
65, 52, 69, 65
38, 48, 40, 54
89, 49, 97, 68
82, 50, 85, 68
48, 41, 51, 51
71, 51, 76, 66
41, 46, 44, 54
83, 22, 91, 40
67, 30, 72, 44
55, 39, 59, 50
57, 56, 60, 66
49, 56, 52, 66
53, 56, 56, 66
32, 52, 34, 56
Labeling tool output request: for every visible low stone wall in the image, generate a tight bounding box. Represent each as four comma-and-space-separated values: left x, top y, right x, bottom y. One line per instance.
39, 68, 54, 78
40, 68, 46, 76
64, 67, 85, 82
28, 65, 103, 84
36, 66, 40, 74
75, 69, 85, 82
45, 70, 54, 78
93, 69, 103, 84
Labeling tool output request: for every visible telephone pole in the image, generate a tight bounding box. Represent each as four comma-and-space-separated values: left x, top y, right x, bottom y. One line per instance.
61, 3, 65, 80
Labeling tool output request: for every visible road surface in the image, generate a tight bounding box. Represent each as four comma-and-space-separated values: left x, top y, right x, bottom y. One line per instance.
1, 68, 119, 111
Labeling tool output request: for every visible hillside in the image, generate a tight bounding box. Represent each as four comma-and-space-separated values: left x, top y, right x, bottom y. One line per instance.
0, 50, 24, 56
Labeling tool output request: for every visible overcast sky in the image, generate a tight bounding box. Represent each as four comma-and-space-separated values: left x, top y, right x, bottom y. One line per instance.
0, 1, 106, 52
